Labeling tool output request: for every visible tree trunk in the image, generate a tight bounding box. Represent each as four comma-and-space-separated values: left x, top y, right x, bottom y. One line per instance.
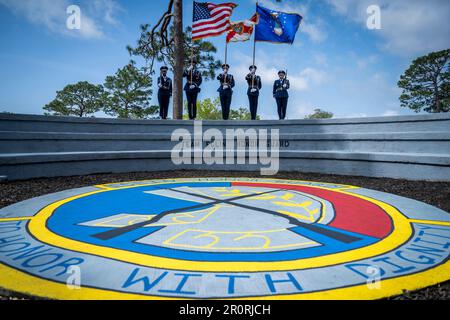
172, 0, 184, 119
434, 81, 441, 113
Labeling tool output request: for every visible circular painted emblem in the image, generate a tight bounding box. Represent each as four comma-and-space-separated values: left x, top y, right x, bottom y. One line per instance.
0, 178, 449, 299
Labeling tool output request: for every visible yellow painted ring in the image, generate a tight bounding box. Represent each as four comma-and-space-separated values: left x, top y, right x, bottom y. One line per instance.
1, 178, 449, 300
0, 260, 449, 300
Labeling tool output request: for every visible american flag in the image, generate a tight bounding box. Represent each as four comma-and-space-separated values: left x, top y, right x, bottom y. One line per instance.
192, 2, 238, 41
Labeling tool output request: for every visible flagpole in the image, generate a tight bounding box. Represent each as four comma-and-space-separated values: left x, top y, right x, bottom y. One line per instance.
252, 36, 256, 88
190, 45, 194, 85
225, 40, 228, 66
253, 1, 258, 66
224, 39, 228, 85
252, 2, 258, 88
252, 37, 256, 66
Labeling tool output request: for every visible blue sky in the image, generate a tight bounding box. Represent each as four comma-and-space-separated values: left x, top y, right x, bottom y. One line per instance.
0, 0, 449, 119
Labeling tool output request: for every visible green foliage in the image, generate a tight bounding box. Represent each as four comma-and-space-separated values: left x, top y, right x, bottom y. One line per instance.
103, 61, 155, 119
147, 105, 162, 119
398, 49, 449, 113
230, 107, 261, 120
183, 98, 260, 120
183, 97, 222, 120
305, 108, 334, 119
127, 26, 222, 80
43, 81, 106, 117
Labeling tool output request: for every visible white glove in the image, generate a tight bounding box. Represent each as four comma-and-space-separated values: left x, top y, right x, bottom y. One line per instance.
223, 84, 229, 89
158, 83, 162, 88
187, 65, 193, 71
283, 84, 287, 88
189, 85, 196, 89
250, 88, 257, 92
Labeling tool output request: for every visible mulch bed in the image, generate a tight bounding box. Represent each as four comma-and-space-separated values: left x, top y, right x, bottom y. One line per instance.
0, 170, 449, 300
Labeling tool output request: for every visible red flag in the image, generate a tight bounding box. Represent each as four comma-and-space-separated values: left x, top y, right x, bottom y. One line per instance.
226, 13, 259, 43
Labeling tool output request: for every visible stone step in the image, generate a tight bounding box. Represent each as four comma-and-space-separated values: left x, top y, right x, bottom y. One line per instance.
0, 150, 448, 181
1, 131, 449, 154
1, 113, 450, 133
1, 150, 448, 165
1, 113, 449, 181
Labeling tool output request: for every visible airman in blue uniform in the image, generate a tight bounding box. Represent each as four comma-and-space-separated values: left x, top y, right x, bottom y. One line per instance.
217, 64, 235, 120
246, 65, 262, 120
157, 66, 172, 120
183, 61, 202, 120
273, 70, 290, 120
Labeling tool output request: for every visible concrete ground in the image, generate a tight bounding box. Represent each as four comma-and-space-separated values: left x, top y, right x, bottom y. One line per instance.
0, 170, 449, 300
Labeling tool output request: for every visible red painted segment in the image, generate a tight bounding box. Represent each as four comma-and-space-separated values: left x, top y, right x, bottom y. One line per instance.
232, 182, 393, 239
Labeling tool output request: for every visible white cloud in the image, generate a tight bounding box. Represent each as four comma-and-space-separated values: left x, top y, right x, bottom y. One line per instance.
232, 49, 328, 92
382, 110, 399, 116
314, 53, 328, 66
90, 0, 123, 27
0, 0, 122, 39
299, 68, 328, 86
289, 101, 317, 119
342, 113, 368, 118
256, 0, 309, 16
329, 66, 404, 118
301, 21, 327, 43
0, 0, 69, 34
326, 0, 450, 56
356, 54, 378, 69
79, 15, 105, 39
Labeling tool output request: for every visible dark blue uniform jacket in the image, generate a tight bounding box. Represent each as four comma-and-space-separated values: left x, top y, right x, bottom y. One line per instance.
157, 76, 172, 96
246, 74, 262, 96
273, 79, 290, 98
183, 69, 202, 92
217, 74, 235, 93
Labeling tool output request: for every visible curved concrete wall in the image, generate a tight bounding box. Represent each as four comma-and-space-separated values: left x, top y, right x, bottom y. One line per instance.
0, 113, 449, 181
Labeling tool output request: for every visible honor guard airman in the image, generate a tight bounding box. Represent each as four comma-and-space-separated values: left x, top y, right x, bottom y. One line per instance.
273, 70, 290, 120
157, 66, 172, 120
245, 65, 262, 120
217, 63, 235, 120
183, 60, 202, 120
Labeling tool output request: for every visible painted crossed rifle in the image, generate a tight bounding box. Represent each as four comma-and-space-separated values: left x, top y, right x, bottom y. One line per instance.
92, 187, 360, 244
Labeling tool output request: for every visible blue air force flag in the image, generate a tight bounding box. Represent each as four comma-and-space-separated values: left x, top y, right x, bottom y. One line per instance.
255, 5, 302, 44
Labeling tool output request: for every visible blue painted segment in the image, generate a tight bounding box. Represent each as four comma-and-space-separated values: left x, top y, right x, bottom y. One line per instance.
47, 182, 379, 262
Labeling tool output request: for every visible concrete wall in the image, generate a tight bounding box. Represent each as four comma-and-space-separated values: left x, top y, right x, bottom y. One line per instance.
0, 113, 449, 181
